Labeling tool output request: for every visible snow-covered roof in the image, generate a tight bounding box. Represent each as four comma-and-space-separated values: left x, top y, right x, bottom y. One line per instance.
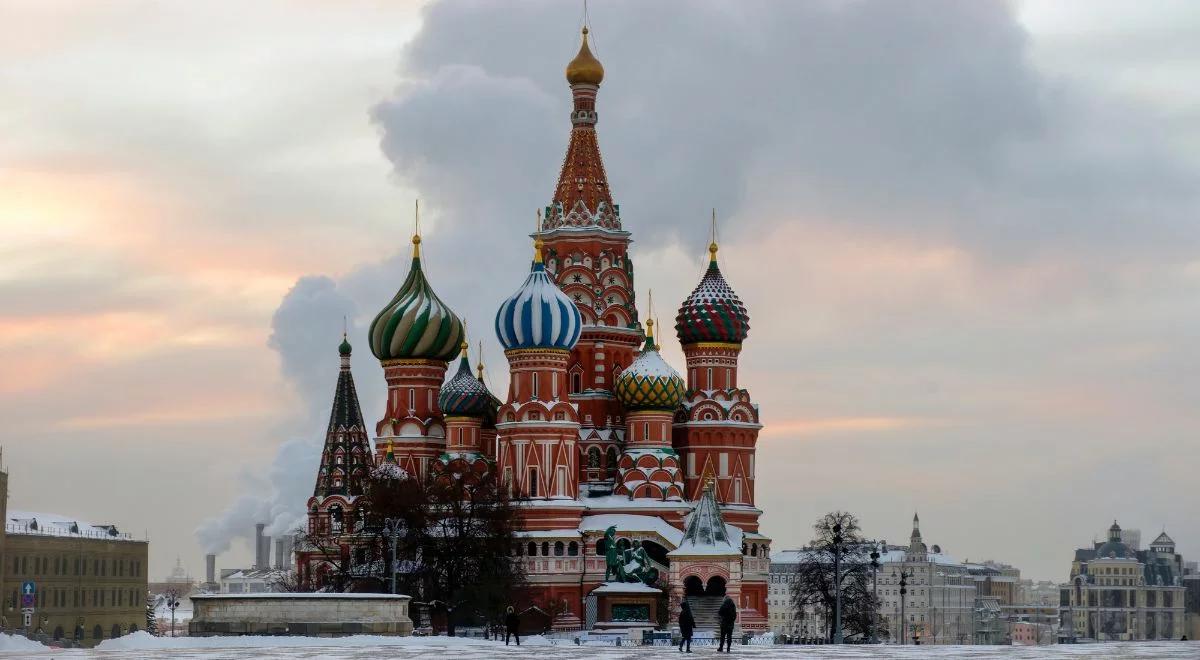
194, 593, 410, 600
514, 528, 581, 539
590, 581, 662, 594
669, 485, 740, 557
579, 494, 692, 512
7, 509, 136, 541
579, 514, 684, 547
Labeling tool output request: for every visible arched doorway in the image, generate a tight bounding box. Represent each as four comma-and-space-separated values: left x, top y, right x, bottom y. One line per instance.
705, 575, 727, 596
111, 623, 122, 639
684, 575, 705, 597
53, 626, 63, 640
93, 625, 103, 641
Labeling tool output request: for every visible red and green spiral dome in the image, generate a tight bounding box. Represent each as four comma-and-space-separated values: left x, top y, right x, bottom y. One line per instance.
675, 244, 749, 345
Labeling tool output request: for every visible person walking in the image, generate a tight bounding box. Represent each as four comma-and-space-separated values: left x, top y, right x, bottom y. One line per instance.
678, 600, 695, 653
504, 606, 520, 646
717, 595, 737, 652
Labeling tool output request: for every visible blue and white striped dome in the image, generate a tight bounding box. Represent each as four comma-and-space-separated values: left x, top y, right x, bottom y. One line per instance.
495, 251, 582, 352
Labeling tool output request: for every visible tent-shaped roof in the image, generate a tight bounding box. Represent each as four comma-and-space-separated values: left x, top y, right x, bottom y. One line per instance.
669, 481, 740, 557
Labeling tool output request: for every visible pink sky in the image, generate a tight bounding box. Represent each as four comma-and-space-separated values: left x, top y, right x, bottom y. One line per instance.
3, 1, 1200, 583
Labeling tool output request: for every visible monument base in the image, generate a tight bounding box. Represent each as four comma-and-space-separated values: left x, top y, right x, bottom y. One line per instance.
590, 582, 662, 633
189, 593, 413, 637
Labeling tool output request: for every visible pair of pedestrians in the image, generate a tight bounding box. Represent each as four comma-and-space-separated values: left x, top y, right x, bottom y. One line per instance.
677, 596, 737, 653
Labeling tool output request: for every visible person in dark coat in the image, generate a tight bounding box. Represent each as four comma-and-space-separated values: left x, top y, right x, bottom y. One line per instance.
504, 606, 520, 646
717, 596, 737, 652
677, 601, 696, 652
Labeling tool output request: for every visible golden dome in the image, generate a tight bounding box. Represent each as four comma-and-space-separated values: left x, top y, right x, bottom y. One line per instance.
566, 26, 604, 86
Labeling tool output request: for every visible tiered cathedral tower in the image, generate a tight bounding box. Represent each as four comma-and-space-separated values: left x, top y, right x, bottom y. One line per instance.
300, 336, 374, 588
494, 236, 584, 530
539, 28, 642, 486
673, 238, 762, 531
368, 229, 465, 481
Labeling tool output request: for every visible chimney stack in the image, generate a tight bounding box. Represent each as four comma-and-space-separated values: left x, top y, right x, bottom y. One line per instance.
274, 535, 294, 570
205, 553, 216, 585
254, 523, 271, 570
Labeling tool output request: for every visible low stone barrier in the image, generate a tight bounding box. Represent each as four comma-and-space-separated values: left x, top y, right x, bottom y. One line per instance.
189, 593, 413, 637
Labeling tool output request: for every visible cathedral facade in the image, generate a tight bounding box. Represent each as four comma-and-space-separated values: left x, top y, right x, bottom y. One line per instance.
300, 27, 770, 632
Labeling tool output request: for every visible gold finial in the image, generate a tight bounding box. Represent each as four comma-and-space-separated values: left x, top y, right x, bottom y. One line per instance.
476, 340, 485, 380
460, 319, 469, 356
704, 477, 716, 493
566, 24, 604, 85
655, 316, 662, 351
534, 209, 545, 264
646, 317, 655, 339
412, 199, 422, 258
708, 208, 718, 263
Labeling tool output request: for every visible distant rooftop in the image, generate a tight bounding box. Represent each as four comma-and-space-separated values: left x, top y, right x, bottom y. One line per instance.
7, 508, 137, 542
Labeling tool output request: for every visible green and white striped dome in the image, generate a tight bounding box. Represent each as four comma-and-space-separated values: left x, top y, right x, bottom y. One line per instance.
369, 236, 465, 362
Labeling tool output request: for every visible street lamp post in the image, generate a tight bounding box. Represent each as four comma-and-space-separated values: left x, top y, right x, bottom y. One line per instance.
383, 518, 402, 595
899, 568, 911, 645
832, 522, 845, 644
164, 591, 180, 638
869, 545, 880, 644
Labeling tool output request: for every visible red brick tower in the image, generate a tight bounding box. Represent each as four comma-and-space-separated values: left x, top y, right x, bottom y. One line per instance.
672, 233, 762, 532
539, 27, 643, 487
494, 237, 584, 531
368, 226, 466, 481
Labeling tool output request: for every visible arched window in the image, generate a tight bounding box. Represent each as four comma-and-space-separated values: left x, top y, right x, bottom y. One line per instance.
606, 447, 619, 477
93, 625, 103, 641
541, 542, 550, 557
528, 542, 537, 557
554, 542, 565, 557
587, 447, 601, 469
571, 371, 582, 394
568, 542, 579, 556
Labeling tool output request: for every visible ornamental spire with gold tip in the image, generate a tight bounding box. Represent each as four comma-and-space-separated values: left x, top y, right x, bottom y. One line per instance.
546, 24, 618, 231
368, 200, 465, 362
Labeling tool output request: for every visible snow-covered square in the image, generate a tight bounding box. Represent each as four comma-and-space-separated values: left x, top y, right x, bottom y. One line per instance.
3, 634, 1200, 659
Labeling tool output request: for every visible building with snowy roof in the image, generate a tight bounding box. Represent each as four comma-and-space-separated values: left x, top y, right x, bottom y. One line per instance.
0, 466, 148, 647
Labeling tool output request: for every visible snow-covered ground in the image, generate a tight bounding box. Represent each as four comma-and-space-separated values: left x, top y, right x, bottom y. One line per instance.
0, 633, 1196, 658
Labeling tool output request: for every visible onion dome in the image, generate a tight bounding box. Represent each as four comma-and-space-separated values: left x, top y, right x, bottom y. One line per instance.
369, 234, 465, 362
565, 26, 604, 86
338, 333, 353, 357
615, 319, 685, 411
495, 237, 582, 351
438, 342, 494, 417
676, 240, 749, 345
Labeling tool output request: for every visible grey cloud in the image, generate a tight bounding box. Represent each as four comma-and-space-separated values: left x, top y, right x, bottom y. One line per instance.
376, 0, 1197, 261
247, 0, 1200, 580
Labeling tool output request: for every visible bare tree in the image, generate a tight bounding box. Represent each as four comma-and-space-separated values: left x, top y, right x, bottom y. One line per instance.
789, 511, 881, 642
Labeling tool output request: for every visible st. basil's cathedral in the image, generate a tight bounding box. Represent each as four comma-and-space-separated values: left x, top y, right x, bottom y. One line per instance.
298, 27, 770, 632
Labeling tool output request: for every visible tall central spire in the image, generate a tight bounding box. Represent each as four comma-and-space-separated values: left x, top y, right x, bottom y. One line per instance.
545, 26, 619, 231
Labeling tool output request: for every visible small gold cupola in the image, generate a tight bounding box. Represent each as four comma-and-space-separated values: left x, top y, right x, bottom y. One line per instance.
566, 26, 604, 86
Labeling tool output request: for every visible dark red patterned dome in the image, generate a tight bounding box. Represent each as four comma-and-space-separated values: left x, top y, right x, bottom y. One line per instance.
675, 246, 749, 345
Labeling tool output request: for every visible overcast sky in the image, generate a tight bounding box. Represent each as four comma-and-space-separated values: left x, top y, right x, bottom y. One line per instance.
2, 1, 1198, 583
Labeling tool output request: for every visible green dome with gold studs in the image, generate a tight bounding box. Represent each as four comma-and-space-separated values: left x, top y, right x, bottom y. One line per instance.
614, 319, 685, 411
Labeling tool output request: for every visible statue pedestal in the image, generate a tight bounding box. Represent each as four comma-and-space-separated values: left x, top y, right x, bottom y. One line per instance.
590, 582, 662, 633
